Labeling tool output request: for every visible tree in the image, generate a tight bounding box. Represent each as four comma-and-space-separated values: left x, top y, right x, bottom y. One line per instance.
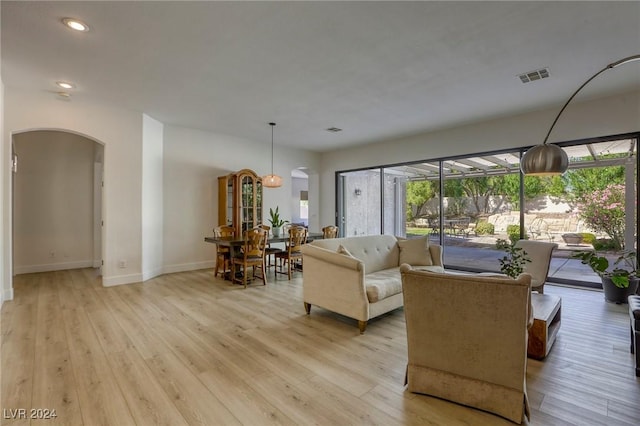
406, 180, 438, 220
457, 177, 495, 215
564, 165, 625, 200
493, 174, 551, 210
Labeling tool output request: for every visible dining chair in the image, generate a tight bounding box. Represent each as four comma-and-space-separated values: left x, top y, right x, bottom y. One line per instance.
231, 227, 268, 288
275, 226, 308, 280
213, 225, 235, 279
322, 225, 339, 239
255, 224, 282, 270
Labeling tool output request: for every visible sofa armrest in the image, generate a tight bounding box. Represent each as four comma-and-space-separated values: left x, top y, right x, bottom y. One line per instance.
301, 244, 370, 321
301, 244, 363, 271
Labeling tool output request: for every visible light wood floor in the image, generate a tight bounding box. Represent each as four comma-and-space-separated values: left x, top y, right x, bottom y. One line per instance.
2, 268, 639, 425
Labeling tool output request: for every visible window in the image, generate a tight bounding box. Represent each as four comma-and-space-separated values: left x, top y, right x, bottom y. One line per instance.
336, 133, 639, 287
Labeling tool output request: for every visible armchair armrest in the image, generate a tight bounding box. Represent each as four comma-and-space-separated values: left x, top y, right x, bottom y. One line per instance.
429, 244, 444, 267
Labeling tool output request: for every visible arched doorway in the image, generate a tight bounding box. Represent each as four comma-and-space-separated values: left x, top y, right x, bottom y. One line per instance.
12, 129, 104, 278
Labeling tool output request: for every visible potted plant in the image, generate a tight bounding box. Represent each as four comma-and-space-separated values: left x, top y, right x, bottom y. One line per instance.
572, 250, 638, 303
268, 206, 288, 237
496, 238, 531, 279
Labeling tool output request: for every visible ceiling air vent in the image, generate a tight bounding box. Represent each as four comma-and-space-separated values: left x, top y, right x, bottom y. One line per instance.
518, 67, 550, 83
326, 127, 342, 133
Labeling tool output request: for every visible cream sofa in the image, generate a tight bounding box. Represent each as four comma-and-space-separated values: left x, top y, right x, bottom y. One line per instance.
400, 265, 532, 424
300, 234, 443, 333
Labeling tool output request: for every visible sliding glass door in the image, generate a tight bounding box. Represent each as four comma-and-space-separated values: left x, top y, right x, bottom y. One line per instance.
335, 133, 639, 287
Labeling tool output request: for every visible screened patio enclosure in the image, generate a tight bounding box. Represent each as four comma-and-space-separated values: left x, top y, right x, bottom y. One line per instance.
337, 135, 638, 287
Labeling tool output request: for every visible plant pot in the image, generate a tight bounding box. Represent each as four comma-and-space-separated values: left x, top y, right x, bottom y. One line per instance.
272, 227, 281, 238
601, 276, 639, 304
562, 233, 583, 245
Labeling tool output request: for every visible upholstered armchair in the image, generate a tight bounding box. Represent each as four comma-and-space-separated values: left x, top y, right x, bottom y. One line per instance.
515, 239, 557, 294
400, 265, 532, 424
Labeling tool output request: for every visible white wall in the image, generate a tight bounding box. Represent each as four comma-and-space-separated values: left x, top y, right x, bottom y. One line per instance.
1, 8, 7, 304
13, 131, 97, 273
162, 125, 321, 273
0, 82, 5, 303
142, 114, 164, 280
3, 88, 143, 288
318, 90, 640, 228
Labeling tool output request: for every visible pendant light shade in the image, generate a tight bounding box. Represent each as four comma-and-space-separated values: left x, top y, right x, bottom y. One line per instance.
263, 122, 282, 188
521, 54, 640, 176
520, 144, 569, 176
263, 174, 283, 188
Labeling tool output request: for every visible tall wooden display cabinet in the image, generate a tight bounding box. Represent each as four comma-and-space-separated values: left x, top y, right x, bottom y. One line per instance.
218, 169, 263, 236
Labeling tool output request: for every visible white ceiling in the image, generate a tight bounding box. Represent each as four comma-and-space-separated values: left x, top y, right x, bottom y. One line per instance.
2, 1, 639, 152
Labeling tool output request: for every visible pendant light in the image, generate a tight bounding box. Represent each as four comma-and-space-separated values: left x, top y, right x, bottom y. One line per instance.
521, 54, 640, 176
263, 122, 283, 188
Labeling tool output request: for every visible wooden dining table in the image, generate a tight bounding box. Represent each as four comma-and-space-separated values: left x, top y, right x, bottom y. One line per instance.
204, 232, 324, 280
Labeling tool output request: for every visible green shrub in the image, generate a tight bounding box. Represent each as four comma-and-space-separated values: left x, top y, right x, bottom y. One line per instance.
506, 225, 528, 244
593, 238, 618, 251
580, 233, 596, 245
475, 221, 494, 235
495, 238, 531, 279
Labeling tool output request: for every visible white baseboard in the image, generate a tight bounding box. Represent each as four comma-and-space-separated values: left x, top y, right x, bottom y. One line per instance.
11, 261, 214, 290
162, 260, 214, 275
2, 287, 14, 304
102, 272, 144, 287
14, 260, 94, 275
142, 267, 164, 282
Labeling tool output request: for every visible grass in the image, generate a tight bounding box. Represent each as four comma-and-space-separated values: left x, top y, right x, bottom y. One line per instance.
405, 227, 433, 236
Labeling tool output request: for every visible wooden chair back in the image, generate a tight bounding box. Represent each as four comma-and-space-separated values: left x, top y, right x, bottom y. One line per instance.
213, 225, 236, 279
286, 226, 308, 254
241, 227, 268, 260
322, 225, 339, 239
214, 225, 236, 238
275, 226, 307, 280
232, 227, 268, 287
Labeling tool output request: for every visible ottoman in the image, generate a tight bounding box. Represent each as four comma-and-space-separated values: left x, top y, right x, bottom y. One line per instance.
629, 295, 640, 377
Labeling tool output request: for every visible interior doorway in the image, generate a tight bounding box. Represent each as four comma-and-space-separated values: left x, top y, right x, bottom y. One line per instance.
12, 130, 104, 276
291, 168, 309, 226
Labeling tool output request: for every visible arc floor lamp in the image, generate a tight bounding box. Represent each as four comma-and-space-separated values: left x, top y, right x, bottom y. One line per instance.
521, 54, 640, 176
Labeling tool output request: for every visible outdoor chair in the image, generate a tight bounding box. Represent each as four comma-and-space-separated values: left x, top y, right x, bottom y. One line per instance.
528, 217, 552, 240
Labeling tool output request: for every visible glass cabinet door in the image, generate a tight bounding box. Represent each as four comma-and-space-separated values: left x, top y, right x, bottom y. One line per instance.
256, 181, 263, 223
238, 172, 262, 233
219, 169, 263, 236
226, 180, 234, 226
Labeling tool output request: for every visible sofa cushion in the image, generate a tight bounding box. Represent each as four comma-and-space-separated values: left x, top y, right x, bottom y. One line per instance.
398, 236, 433, 266
312, 235, 400, 274
365, 267, 403, 303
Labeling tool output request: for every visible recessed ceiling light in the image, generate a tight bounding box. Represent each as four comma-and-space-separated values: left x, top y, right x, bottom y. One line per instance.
56, 92, 72, 99
326, 127, 343, 133
62, 18, 90, 32
56, 81, 75, 89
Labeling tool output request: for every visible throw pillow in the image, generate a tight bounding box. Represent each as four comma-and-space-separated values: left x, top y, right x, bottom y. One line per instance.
398, 236, 432, 266
337, 244, 355, 258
